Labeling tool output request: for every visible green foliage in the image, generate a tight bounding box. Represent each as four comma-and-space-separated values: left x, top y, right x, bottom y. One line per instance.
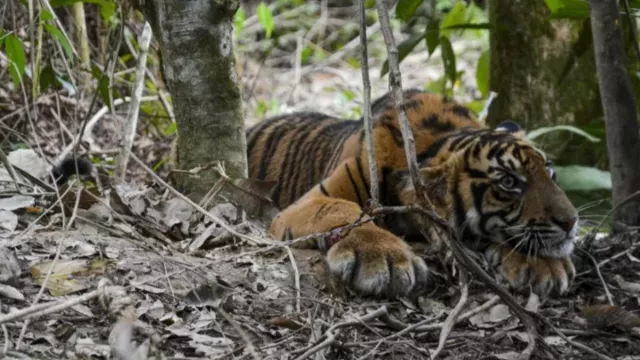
380, 33, 422, 77
475, 49, 489, 97
425, 19, 440, 57
49, 0, 116, 23
44, 24, 74, 61
39, 65, 60, 91
555, 166, 612, 191
257, 2, 275, 38
544, 0, 589, 19
4, 34, 26, 89
396, 0, 424, 23
526, 125, 600, 143
234, 7, 246, 36
91, 65, 117, 112
440, 36, 457, 86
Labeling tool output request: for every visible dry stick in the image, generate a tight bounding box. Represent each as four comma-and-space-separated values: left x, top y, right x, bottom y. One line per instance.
435, 225, 537, 360
0, 281, 109, 325
431, 271, 469, 360
578, 248, 615, 306
126, 151, 272, 246
374, 0, 428, 205
292, 306, 388, 360
534, 314, 615, 360
285, 246, 302, 313
0, 147, 24, 192
358, 0, 379, 204
115, 22, 153, 182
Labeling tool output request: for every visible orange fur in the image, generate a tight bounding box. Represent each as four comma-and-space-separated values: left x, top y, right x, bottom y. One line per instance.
246, 89, 579, 298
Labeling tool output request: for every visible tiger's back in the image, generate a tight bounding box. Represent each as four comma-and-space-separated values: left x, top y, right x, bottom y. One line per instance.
246, 90, 481, 209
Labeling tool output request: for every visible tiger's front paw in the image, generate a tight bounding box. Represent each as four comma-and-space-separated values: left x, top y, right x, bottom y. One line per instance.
487, 246, 575, 297
325, 226, 429, 298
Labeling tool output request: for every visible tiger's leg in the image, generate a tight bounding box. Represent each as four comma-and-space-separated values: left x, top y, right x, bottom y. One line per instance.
269, 159, 429, 298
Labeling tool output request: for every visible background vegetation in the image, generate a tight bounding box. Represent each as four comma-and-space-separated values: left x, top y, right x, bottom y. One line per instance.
2, 0, 639, 224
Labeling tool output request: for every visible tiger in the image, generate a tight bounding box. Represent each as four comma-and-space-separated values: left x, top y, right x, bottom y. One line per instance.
246, 89, 579, 299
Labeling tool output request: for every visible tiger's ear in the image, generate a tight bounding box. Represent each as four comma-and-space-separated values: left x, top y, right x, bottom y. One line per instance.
495, 120, 526, 139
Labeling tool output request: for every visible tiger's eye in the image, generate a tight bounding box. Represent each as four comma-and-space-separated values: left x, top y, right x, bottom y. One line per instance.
500, 175, 516, 189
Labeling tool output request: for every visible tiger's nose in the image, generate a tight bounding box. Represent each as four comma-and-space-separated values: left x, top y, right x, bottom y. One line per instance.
559, 216, 577, 233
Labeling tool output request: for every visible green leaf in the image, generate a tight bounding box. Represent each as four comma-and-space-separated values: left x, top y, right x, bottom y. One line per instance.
440, 2, 467, 35
546, 0, 590, 19
526, 125, 600, 142
91, 65, 116, 111
554, 166, 611, 191
49, 0, 115, 23
380, 33, 423, 77
425, 19, 440, 57
440, 36, 457, 86
39, 9, 54, 21
234, 7, 246, 36
475, 49, 490, 97
164, 122, 177, 136
5, 34, 26, 89
257, 2, 274, 38
396, 0, 424, 23
39, 65, 60, 91
544, 0, 561, 12
44, 23, 74, 60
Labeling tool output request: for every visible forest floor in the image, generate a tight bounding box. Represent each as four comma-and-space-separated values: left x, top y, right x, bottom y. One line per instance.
0, 10, 639, 360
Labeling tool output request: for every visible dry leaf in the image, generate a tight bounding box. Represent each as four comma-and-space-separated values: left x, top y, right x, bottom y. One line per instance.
582, 304, 640, 330
0, 195, 34, 211
31, 258, 109, 296
0, 210, 18, 231
614, 275, 640, 295
0, 283, 24, 300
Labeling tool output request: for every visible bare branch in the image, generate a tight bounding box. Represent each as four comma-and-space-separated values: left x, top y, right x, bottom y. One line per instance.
115, 22, 153, 183
374, 0, 429, 207
359, 0, 379, 205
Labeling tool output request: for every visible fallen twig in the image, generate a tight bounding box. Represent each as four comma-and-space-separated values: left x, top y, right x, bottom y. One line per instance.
291, 306, 389, 360
431, 271, 469, 360
0, 279, 111, 325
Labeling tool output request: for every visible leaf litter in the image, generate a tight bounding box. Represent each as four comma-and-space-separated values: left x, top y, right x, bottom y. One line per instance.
0, 149, 635, 359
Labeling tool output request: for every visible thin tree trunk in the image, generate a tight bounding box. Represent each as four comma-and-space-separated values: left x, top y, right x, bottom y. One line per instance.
590, 0, 640, 230
139, 0, 247, 201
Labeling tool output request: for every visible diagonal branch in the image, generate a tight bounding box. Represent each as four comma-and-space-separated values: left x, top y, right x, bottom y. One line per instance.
374, 0, 429, 208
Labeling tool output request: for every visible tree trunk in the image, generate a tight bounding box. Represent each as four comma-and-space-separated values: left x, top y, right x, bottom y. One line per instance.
140, 0, 247, 201
590, 0, 640, 230
486, 0, 603, 166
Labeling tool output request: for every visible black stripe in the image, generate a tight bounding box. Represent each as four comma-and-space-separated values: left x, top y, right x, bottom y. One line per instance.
319, 182, 330, 196
345, 163, 364, 206
355, 157, 371, 199
272, 120, 315, 206
289, 120, 323, 200
314, 203, 330, 219
256, 122, 288, 179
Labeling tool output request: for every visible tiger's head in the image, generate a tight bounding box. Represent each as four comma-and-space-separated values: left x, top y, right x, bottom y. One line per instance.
392, 121, 578, 259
